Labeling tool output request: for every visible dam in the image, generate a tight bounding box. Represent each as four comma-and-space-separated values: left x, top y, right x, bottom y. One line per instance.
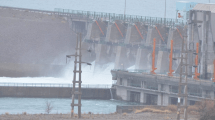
0, 5, 185, 77
1, 1, 215, 107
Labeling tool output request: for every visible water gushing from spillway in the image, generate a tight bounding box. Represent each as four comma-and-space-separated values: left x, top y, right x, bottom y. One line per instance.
63, 61, 114, 84
0, 61, 114, 84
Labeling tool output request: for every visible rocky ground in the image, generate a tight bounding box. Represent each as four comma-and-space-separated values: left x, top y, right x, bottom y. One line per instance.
0, 113, 199, 120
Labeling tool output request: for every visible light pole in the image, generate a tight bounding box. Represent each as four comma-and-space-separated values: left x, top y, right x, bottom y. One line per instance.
124, 0, 126, 16
164, 0, 166, 18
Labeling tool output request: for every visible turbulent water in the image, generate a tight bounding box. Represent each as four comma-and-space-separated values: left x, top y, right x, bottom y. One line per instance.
0, 62, 114, 84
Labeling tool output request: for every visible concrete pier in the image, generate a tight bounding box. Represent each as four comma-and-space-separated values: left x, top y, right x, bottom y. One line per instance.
114, 46, 129, 69
135, 48, 150, 69
125, 22, 147, 44
146, 25, 168, 45
156, 51, 169, 73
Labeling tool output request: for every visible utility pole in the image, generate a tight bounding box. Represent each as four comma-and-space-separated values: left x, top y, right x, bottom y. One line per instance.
124, 0, 126, 22
164, 0, 166, 18
176, 35, 188, 120
66, 33, 91, 118
124, 0, 126, 16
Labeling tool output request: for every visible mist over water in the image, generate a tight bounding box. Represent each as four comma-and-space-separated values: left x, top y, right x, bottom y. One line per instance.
63, 61, 114, 84
0, 61, 114, 84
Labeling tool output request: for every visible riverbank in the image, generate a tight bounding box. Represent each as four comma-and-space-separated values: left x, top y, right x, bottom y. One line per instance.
0, 112, 199, 120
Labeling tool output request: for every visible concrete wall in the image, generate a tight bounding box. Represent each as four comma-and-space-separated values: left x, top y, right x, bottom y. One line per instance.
0, 86, 116, 100
0, 8, 75, 65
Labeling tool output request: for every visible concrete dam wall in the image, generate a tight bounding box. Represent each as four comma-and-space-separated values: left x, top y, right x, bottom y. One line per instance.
0, 86, 116, 99
0, 7, 76, 77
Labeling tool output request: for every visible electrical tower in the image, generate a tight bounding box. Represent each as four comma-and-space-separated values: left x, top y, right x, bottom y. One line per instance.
176, 35, 188, 120
66, 33, 91, 118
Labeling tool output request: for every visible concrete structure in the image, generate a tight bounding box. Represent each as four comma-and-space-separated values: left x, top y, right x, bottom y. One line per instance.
0, 85, 116, 99
0, 6, 186, 77
111, 69, 215, 105
1, 2, 215, 81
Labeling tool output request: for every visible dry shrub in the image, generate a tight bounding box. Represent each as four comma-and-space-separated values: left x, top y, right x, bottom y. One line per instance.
135, 108, 153, 113
190, 111, 199, 115
22, 112, 27, 115
152, 109, 171, 114
123, 113, 127, 116
74, 114, 78, 118
165, 116, 170, 120
195, 99, 215, 120
135, 107, 171, 114
188, 105, 199, 113
5, 112, 9, 115
195, 100, 214, 112
167, 105, 177, 112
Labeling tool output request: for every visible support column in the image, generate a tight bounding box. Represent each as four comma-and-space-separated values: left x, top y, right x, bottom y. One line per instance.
200, 12, 208, 79
105, 22, 112, 42
163, 84, 170, 106
188, 19, 193, 77
202, 90, 206, 98
210, 91, 214, 99
85, 22, 93, 40
158, 84, 162, 105
140, 91, 145, 104
141, 81, 145, 88
135, 48, 150, 69
158, 84, 162, 91
125, 24, 132, 44
158, 93, 162, 105
94, 44, 109, 72
114, 46, 130, 69
156, 51, 169, 73
127, 91, 130, 101
116, 87, 127, 101
146, 27, 153, 45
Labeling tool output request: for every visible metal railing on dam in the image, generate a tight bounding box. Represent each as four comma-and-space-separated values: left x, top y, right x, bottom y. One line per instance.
54, 8, 185, 27
0, 82, 112, 88
0, 6, 186, 27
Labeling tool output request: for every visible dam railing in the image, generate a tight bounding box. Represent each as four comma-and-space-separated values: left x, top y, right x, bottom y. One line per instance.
54, 8, 186, 27
0, 82, 112, 88
0, 6, 186, 27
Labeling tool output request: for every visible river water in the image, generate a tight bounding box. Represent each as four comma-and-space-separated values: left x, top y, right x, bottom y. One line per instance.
0, 98, 139, 114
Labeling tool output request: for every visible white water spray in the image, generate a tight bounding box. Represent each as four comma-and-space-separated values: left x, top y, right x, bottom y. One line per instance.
0, 61, 114, 85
